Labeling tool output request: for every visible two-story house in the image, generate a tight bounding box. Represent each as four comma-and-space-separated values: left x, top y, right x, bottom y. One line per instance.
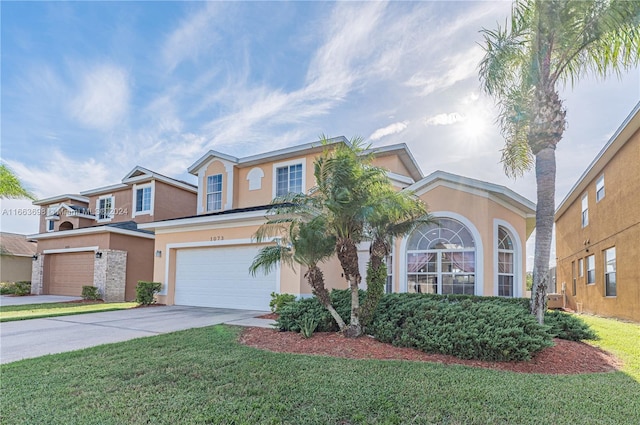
140, 137, 536, 311
555, 102, 640, 322
29, 167, 197, 301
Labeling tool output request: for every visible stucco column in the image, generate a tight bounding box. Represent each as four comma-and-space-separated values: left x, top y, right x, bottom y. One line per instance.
30, 255, 44, 295
93, 249, 127, 302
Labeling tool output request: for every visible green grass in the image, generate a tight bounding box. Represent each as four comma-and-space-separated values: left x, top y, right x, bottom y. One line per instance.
0, 302, 138, 322
580, 314, 640, 381
2, 322, 639, 425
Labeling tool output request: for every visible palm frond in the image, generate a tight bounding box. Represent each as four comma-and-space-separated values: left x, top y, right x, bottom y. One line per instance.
249, 245, 293, 276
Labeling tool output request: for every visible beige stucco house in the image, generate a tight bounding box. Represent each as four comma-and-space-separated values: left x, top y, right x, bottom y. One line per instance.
0, 232, 37, 283
555, 102, 640, 322
28, 167, 197, 301
140, 137, 535, 310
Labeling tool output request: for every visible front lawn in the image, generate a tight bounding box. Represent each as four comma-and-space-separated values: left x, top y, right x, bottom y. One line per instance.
0, 302, 138, 322
1, 322, 639, 425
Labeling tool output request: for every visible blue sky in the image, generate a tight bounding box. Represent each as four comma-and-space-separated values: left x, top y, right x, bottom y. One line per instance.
1, 1, 639, 267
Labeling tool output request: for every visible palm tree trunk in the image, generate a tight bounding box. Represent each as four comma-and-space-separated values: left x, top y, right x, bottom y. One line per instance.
305, 266, 346, 330
336, 237, 362, 337
360, 237, 388, 328
531, 146, 556, 324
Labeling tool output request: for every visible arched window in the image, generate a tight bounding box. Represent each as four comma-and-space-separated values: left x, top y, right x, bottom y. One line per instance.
406, 218, 475, 295
497, 226, 514, 297
59, 221, 74, 231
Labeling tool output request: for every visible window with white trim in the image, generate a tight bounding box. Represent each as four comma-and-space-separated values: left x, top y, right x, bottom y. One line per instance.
407, 218, 476, 295
97, 196, 114, 221
586, 254, 595, 285
206, 174, 223, 211
497, 226, 514, 297
581, 194, 588, 227
571, 260, 577, 296
135, 186, 152, 213
604, 247, 616, 297
596, 175, 605, 202
275, 163, 303, 197
47, 220, 55, 232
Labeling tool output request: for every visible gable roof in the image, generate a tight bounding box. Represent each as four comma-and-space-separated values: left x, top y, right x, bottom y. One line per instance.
32, 194, 89, 206
187, 137, 423, 181
407, 170, 536, 237
555, 102, 640, 220
0, 232, 37, 257
78, 166, 197, 197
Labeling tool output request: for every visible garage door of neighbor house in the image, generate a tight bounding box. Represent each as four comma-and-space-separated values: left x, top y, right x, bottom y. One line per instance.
46, 252, 95, 296
174, 246, 276, 310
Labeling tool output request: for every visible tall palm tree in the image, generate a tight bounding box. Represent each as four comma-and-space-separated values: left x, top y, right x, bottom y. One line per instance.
0, 164, 35, 200
360, 188, 433, 327
250, 212, 346, 330
479, 0, 640, 323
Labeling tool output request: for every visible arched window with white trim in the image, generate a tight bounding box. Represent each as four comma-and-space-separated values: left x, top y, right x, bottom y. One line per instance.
497, 226, 515, 297
406, 218, 476, 295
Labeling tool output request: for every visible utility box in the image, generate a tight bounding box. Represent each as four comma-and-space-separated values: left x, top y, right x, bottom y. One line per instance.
547, 293, 564, 309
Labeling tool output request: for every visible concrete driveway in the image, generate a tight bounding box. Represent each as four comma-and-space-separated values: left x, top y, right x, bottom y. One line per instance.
0, 306, 273, 364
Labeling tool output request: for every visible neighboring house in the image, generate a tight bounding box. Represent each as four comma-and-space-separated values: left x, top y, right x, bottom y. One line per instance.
28, 167, 197, 301
0, 232, 37, 283
140, 137, 536, 310
555, 103, 640, 322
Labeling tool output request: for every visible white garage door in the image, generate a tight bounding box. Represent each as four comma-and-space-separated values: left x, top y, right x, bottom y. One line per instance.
174, 245, 276, 310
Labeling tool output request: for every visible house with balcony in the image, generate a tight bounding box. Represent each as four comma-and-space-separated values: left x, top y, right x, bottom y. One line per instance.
555, 103, 640, 322
140, 137, 536, 310
29, 167, 197, 301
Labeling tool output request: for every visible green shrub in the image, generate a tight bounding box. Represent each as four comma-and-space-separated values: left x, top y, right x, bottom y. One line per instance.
299, 316, 318, 339
135, 281, 162, 305
0, 282, 17, 295
269, 292, 297, 313
276, 289, 361, 332
14, 281, 31, 296
369, 294, 553, 362
81, 286, 101, 301
544, 310, 598, 341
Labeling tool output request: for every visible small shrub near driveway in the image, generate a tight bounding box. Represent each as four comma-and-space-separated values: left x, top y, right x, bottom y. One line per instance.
136, 281, 162, 305
269, 292, 296, 313
0, 282, 17, 295
81, 286, 101, 301
13, 281, 31, 296
276, 289, 360, 332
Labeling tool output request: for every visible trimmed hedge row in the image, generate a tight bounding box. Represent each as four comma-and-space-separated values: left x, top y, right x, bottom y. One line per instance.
276, 291, 597, 362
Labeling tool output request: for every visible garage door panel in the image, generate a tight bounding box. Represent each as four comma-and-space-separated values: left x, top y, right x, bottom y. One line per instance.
175, 246, 276, 310
47, 252, 95, 296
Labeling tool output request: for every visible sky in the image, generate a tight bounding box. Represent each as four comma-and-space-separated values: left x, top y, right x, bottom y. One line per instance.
1, 1, 639, 269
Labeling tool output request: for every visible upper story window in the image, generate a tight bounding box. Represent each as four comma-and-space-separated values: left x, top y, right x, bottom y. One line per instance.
47, 220, 55, 232
581, 194, 588, 227
207, 174, 223, 211
97, 195, 114, 221
596, 175, 605, 202
275, 163, 303, 197
135, 185, 152, 214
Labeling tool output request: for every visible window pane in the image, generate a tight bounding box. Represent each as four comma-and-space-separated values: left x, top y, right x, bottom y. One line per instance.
136, 189, 144, 212
596, 175, 605, 202
605, 273, 616, 297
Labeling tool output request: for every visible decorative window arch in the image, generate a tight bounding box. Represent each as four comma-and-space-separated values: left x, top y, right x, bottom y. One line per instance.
406, 218, 476, 295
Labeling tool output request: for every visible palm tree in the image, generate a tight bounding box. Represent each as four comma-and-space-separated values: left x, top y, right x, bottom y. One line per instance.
479, 0, 640, 323
360, 188, 433, 328
313, 137, 390, 337
0, 164, 35, 200
250, 204, 347, 330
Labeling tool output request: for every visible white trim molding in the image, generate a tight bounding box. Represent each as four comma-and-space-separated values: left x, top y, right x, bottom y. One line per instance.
132, 181, 155, 218
42, 246, 100, 255
272, 158, 306, 198
140, 209, 268, 231
29, 226, 155, 240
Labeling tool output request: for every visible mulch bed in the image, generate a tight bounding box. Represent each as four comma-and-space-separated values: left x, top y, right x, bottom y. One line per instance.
257, 312, 279, 320
239, 328, 620, 375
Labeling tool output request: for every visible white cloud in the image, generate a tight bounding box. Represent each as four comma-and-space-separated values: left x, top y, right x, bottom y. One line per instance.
369, 121, 409, 141
162, 3, 220, 72
425, 113, 464, 126
70, 64, 130, 130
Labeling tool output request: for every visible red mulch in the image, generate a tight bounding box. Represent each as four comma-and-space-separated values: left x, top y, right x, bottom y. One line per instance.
257, 312, 280, 320
239, 328, 620, 375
